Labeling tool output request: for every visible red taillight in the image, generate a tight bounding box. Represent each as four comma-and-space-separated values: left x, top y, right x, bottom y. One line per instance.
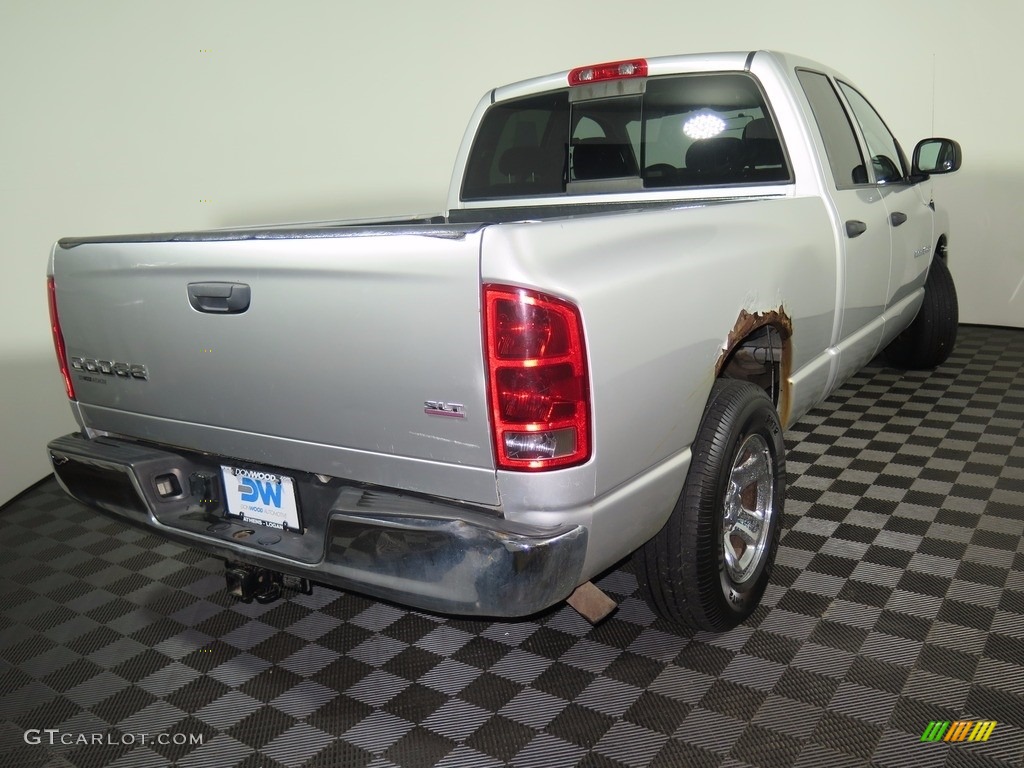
47, 277, 75, 400
484, 285, 590, 471
568, 58, 648, 86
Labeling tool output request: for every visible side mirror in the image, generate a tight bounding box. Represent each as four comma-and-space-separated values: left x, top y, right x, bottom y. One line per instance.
912, 138, 962, 176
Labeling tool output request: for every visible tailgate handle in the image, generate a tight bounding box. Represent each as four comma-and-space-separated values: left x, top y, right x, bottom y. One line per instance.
187, 282, 251, 314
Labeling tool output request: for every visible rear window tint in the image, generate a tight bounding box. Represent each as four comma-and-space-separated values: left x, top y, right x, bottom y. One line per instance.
462, 73, 790, 201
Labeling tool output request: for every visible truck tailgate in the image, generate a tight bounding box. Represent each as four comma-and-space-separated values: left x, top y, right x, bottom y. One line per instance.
51, 225, 499, 505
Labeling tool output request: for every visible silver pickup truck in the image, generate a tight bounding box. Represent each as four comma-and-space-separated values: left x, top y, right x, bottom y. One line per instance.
46, 51, 961, 631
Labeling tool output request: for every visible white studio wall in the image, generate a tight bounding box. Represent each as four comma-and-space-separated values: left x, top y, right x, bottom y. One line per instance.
2, 0, 1021, 506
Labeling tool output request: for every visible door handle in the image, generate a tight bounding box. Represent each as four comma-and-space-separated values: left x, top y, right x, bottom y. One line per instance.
890, 212, 908, 227
187, 282, 251, 314
845, 220, 867, 238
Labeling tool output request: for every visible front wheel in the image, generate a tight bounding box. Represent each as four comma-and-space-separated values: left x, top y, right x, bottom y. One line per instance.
636, 380, 785, 632
885, 256, 958, 369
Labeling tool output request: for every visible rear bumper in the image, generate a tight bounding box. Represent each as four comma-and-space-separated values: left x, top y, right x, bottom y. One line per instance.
47, 432, 587, 617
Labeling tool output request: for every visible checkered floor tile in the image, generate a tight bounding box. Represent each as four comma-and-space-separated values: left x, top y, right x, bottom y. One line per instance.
2, 325, 1023, 768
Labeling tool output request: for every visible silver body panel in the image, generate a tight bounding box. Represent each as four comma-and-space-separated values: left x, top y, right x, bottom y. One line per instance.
48, 50, 950, 616
52, 228, 499, 506
478, 197, 837, 580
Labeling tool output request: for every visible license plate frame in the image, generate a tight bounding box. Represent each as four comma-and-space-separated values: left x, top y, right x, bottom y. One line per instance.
220, 465, 302, 532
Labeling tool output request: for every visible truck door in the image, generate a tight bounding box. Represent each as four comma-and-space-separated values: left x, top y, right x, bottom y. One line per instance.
836, 80, 935, 341
796, 69, 892, 387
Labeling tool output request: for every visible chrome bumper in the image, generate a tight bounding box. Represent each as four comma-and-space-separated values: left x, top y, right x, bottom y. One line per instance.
46, 432, 587, 617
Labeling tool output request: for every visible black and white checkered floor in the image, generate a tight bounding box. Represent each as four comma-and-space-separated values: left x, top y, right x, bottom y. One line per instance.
2, 325, 1022, 768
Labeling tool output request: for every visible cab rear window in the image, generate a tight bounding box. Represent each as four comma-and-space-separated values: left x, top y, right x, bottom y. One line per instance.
461, 73, 790, 201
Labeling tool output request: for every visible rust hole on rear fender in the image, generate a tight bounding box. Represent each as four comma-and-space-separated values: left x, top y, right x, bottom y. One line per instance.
716, 306, 793, 426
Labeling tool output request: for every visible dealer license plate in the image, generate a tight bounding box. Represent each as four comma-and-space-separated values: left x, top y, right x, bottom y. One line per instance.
220, 465, 301, 531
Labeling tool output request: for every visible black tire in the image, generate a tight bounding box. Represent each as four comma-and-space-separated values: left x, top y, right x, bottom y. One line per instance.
636, 379, 785, 632
884, 256, 958, 369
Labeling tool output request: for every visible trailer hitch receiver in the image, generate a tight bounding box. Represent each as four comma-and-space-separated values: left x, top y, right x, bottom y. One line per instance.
224, 562, 313, 604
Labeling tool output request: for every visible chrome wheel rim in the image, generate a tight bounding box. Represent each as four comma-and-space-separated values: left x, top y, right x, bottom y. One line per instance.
722, 433, 774, 584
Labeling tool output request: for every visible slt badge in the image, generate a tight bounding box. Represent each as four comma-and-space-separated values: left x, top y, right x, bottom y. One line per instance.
424, 400, 466, 418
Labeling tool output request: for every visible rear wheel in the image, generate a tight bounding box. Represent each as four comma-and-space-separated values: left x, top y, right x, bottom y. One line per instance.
885, 255, 958, 369
636, 380, 785, 631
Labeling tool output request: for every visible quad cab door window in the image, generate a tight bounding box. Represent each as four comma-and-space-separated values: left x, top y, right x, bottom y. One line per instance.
837, 82, 907, 183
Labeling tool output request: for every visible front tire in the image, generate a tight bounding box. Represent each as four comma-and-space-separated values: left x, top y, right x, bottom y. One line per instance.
885, 255, 958, 369
636, 380, 785, 632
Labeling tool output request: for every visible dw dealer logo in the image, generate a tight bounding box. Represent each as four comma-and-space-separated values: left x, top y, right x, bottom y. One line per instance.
921, 720, 997, 743
235, 470, 283, 507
